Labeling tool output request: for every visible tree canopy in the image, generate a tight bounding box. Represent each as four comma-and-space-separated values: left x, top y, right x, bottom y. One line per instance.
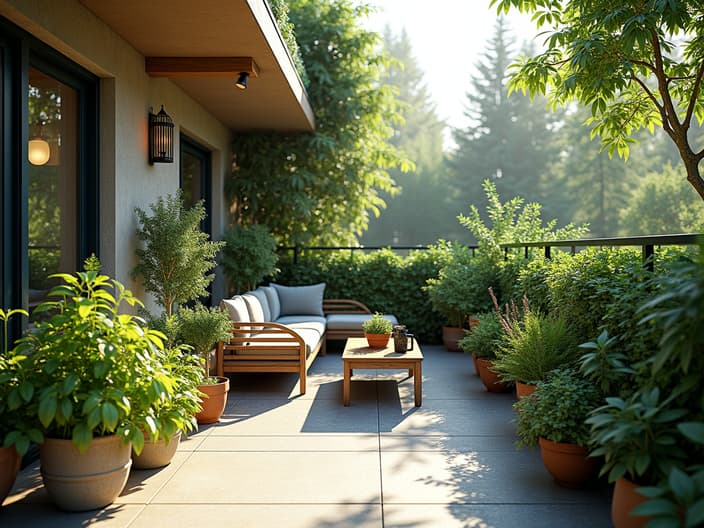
227, 0, 411, 246
491, 0, 704, 199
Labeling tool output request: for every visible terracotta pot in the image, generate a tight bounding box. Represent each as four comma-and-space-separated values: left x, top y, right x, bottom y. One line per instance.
196, 376, 230, 424
40, 435, 131, 511
132, 431, 182, 470
475, 358, 511, 393
516, 381, 537, 399
365, 333, 391, 348
442, 326, 464, 352
471, 353, 480, 377
0, 445, 21, 504
612, 477, 651, 528
538, 437, 599, 488
468, 316, 480, 330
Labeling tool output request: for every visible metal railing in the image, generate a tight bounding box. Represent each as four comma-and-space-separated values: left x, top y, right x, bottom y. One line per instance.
500, 233, 701, 271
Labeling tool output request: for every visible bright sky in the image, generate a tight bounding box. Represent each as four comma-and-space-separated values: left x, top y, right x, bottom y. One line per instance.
364, 1, 539, 135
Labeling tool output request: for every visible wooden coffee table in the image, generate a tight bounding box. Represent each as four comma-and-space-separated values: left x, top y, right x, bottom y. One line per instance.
342, 337, 423, 406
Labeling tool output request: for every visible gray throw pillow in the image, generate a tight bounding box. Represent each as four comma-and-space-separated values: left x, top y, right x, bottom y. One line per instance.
270, 283, 326, 317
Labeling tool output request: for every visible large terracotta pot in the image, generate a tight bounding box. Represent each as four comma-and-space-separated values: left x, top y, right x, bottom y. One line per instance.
365, 333, 390, 349
612, 477, 651, 528
40, 435, 131, 511
516, 381, 537, 399
0, 445, 21, 504
442, 326, 464, 352
475, 357, 511, 393
538, 437, 599, 488
471, 353, 480, 377
196, 376, 230, 424
132, 431, 182, 470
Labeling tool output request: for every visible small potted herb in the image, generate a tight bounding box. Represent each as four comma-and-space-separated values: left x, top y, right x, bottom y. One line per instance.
458, 311, 509, 392
177, 304, 233, 424
362, 312, 393, 348
515, 368, 602, 487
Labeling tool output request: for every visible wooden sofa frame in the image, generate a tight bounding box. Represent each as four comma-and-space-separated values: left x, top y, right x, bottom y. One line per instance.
216, 299, 374, 395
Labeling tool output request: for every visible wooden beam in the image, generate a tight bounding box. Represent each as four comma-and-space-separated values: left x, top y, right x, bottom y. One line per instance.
145, 57, 259, 78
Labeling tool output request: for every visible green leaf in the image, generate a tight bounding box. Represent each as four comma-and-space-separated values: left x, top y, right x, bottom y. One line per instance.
19, 381, 33, 402
101, 403, 119, 431
72, 424, 93, 453
687, 498, 704, 527
38, 395, 57, 428
668, 467, 695, 503
678, 422, 704, 445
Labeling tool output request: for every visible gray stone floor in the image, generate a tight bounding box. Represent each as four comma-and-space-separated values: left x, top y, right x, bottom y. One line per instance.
1, 344, 612, 527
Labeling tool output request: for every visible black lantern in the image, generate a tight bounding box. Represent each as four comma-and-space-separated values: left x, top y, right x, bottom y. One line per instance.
148, 105, 174, 163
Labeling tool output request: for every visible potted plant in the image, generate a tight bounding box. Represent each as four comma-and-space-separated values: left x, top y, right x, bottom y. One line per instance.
515, 368, 602, 488
133, 192, 224, 317
0, 308, 31, 504
492, 312, 580, 398
362, 312, 393, 348
424, 249, 496, 351
221, 223, 279, 294
458, 311, 509, 392
131, 345, 202, 469
178, 304, 233, 424
8, 269, 187, 511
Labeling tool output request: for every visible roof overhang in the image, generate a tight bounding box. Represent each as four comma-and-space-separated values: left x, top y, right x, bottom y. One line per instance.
80, 0, 314, 133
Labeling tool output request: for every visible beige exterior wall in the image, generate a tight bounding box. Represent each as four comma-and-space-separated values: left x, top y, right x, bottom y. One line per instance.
0, 0, 233, 311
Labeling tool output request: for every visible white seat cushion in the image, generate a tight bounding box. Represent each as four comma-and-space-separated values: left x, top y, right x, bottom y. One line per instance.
237, 327, 322, 357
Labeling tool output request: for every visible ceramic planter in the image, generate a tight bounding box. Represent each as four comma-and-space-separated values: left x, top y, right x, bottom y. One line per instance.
538, 437, 598, 488
612, 477, 651, 528
196, 376, 230, 424
0, 445, 21, 504
132, 431, 182, 470
40, 435, 131, 511
476, 357, 511, 393
365, 333, 390, 348
515, 381, 537, 399
442, 326, 464, 352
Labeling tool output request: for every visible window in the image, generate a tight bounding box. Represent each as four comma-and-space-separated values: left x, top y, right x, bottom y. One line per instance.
0, 17, 98, 327
180, 135, 212, 235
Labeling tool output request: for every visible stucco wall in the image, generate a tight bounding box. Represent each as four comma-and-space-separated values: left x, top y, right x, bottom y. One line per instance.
0, 0, 232, 312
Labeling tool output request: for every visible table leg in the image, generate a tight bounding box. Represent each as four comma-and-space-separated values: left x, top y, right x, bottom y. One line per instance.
343, 360, 351, 406
408, 368, 413, 377
414, 360, 422, 407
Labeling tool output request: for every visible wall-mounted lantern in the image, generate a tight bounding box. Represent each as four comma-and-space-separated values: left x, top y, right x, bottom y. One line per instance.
148, 105, 174, 163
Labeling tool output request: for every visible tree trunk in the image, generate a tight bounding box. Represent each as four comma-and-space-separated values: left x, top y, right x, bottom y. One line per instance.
684, 155, 704, 201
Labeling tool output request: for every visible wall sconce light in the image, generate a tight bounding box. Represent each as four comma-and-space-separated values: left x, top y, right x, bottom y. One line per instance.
148, 105, 174, 163
235, 72, 248, 90
28, 124, 51, 166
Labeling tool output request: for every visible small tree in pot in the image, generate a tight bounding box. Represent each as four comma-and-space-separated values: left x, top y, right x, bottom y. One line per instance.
221, 223, 279, 294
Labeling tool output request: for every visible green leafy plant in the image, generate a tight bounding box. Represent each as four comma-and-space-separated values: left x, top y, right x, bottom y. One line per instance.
457, 179, 588, 263
362, 312, 393, 335
133, 192, 224, 316
177, 303, 233, 381
6, 270, 189, 455
579, 330, 634, 397
221, 224, 279, 294
424, 246, 498, 328
458, 311, 505, 360
587, 387, 688, 484
515, 368, 602, 448
493, 312, 580, 385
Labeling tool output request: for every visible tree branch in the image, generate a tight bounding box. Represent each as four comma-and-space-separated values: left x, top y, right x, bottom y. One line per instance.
630, 75, 662, 111
651, 34, 683, 134
683, 61, 704, 131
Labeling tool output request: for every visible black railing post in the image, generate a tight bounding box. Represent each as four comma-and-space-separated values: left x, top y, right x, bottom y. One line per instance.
545, 246, 551, 259
504, 247, 508, 261
293, 245, 299, 266
524, 246, 528, 259
643, 244, 654, 272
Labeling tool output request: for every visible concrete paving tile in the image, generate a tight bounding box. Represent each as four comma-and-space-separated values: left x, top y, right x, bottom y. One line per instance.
213, 397, 381, 434
0, 503, 145, 528
383, 504, 612, 528
151, 451, 382, 504
381, 450, 611, 505
380, 434, 518, 452
199, 434, 380, 452
129, 503, 383, 528
378, 398, 517, 436
116, 451, 192, 504
3, 462, 45, 505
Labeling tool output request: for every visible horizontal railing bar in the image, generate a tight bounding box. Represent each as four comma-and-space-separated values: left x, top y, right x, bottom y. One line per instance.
500, 233, 700, 249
